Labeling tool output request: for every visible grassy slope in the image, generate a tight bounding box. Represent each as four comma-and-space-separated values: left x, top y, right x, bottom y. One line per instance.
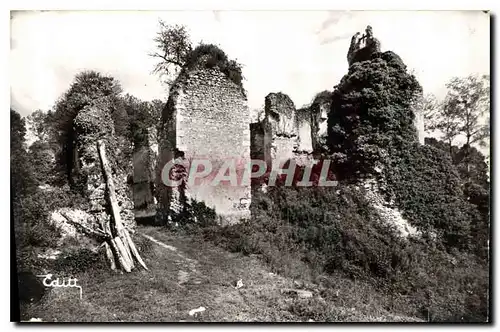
21, 226, 422, 323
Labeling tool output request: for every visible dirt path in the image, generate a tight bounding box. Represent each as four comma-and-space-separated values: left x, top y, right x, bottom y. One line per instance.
21, 226, 422, 322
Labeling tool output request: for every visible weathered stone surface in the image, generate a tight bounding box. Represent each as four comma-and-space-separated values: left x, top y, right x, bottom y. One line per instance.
414, 109, 425, 144
250, 92, 324, 182
347, 25, 381, 67
309, 92, 333, 152
158, 67, 251, 225
261, 92, 299, 167
296, 108, 313, 153
72, 102, 135, 230
49, 208, 100, 250
281, 288, 314, 299
411, 92, 426, 145
264, 93, 297, 137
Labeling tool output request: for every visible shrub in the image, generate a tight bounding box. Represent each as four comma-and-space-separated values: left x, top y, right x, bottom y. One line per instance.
184, 44, 245, 93
14, 186, 88, 252
167, 199, 218, 234
382, 142, 474, 250
53, 248, 107, 275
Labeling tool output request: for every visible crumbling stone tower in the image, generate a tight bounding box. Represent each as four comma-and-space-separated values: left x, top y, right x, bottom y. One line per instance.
158, 56, 251, 225
347, 25, 381, 67
347, 25, 425, 144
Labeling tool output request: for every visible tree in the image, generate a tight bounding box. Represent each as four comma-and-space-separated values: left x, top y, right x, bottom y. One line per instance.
28, 141, 56, 185
11, 109, 36, 203
123, 94, 153, 147
150, 20, 193, 85
425, 75, 490, 168
447, 75, 490, 148
25, 109, 52, 143
423, 93, 459, 155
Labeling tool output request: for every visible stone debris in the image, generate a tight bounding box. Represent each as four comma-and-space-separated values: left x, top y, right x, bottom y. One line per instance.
27, 318, 43, 322
188, 306, 206, 316
37, 249, 61, 260
362, 178, 421, 238
281, 289, 313, 299
293, 280, 304, 289
234, 279, 244, 289
48, 208, 101, 250
178, 270, 189, 285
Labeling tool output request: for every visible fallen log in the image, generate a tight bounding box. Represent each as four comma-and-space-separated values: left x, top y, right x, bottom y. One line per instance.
97, 140, 148, 272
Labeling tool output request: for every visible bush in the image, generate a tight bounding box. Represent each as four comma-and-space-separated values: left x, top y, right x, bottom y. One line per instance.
184, 44, 244, 93
382, 142, 474, 250
205, 185, 410, 280
14, 186, 88, 261
53, 248, 107, 275
167, 199, 218, 234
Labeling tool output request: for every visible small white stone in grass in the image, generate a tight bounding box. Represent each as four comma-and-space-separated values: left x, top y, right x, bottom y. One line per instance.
188, 306, 206, 316
28, 318, 43, 322
234, 279, 243, 289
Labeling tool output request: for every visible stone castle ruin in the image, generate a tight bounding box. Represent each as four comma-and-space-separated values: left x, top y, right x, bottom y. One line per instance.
157, 55, 251, 225
148, 26, 425, 225
250, 92, 332, 172
347, 25, 425, 144
347, 25, 381, 67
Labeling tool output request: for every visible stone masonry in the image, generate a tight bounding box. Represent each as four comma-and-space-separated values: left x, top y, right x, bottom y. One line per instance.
158, 65, 251, 225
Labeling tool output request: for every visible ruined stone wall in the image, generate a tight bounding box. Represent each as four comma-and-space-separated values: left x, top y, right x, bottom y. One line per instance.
132, 126, 158, 219
159, 68, 251, 225
253, 92, 320, 170
72, 103, 135, 231
261, 93, 299, 167
296, 108, 313, 153
310, 96, 332, 152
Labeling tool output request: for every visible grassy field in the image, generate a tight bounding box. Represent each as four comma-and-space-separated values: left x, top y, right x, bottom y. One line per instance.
21, 226, 423, 322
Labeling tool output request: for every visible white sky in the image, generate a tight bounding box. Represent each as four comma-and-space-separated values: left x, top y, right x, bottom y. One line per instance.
10, 10, 490, 116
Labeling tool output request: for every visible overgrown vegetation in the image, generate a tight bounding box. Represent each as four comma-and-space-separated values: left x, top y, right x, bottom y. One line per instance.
327, 51, 421, 178
200, 50, 489, 322
202, 186, 488, 322
12, 23, 489, 322
51, 71, 124, 184
184, 44, 244, 90
326, 51, 484, 252
150, 21, 244, 92
166, 199, 218, 234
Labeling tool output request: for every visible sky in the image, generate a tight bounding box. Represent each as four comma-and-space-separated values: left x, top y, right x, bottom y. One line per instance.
10, 10, 490, 117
